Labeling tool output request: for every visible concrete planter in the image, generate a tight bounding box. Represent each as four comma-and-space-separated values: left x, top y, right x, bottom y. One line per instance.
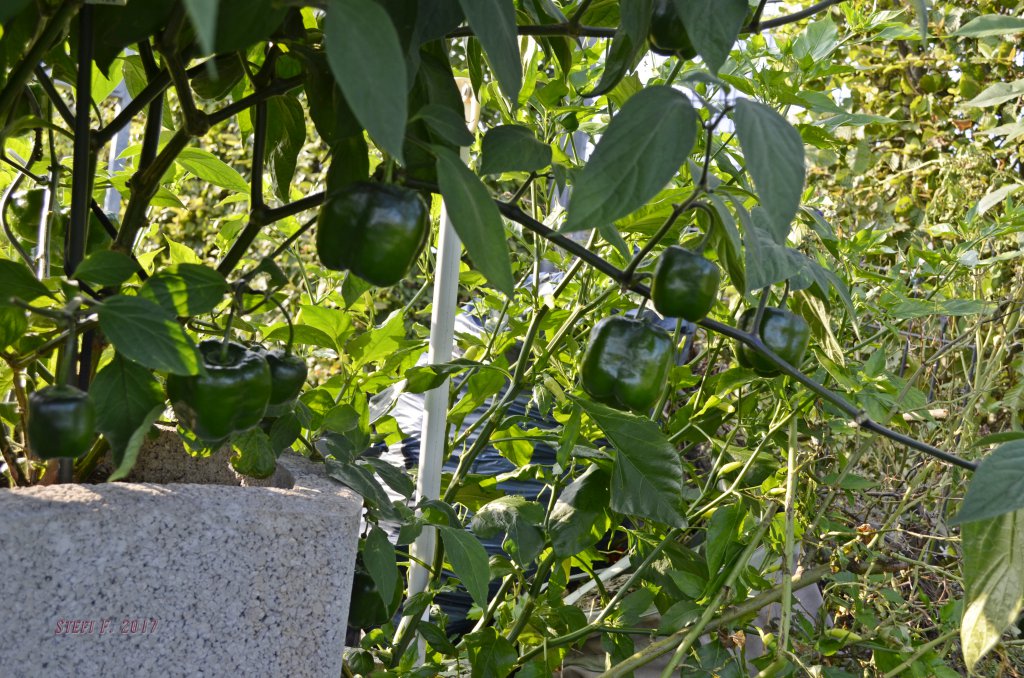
0, 427, 362, 678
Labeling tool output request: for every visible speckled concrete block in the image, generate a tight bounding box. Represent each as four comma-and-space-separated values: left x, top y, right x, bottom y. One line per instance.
0, 428, 362, 678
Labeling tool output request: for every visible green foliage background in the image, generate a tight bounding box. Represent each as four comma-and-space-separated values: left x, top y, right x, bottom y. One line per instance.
3, 0, 1024, 674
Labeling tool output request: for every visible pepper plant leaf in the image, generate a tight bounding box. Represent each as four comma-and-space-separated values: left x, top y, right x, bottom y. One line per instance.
455, 0, 521, 102
97, 295, 202, 376
733, 99, 806, 244
434, 146, 515, 295
575, 397, 684, 525
961, 509, 1024, 672
672, 0, 747, 74
325, 0, 408, 163
438, 525, 491, 609
92, 353, 166, 468
563, 86, 697, 233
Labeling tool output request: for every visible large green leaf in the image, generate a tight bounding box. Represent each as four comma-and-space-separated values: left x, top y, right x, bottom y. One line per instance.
456, 0, 521, 102
230, 428, 277, 479
325, 457, 392, 508
672, 0, 747, 73
954, 441, 1024, 524
963, 80, 1024, 108
0, 258, 50, 302
586, 0, 651, 96
106, 405, 163, 482
438, 525, 491, 609
464, 628, 517, 678
138, 263, 229, 317
733, 99, 806, 243
73, 250, 140, 287
434, 146, 515, 295
301, 51, 362, 147
705, 503, 746, 575
364, 525, 400, 606
264, 93, 307, 202
575, 398, 684, 525
97, 295, 202, 376
792, 19, 840, 64
192, 56, 243, 101
325, 0, 408, 163
91, 0, 177, 75
563, 86, 696, 233
470, 495, 545, 566
955, 15, 1024, 37
211, 0, 288, 54
909, 0, 929, 39
364, 457, 415, 498
0, 0, 31, 24
961, 509, 1024, 672
92, 353, 166, 466
0, 304, 27, 350
177, 147, 249, 194
739, 207, 812, 290
549, 464, 612, 558
479, 125, 552, 175
413, 103, 474, 147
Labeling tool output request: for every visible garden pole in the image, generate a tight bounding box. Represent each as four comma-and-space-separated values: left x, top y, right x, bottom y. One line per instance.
403, 79, 479, 655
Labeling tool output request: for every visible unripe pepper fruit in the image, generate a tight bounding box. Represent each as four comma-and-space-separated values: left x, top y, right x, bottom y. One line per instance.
316, 182, 429, 287
649, 0, 698, 59
167, 340, 272, 444
736, 307, 811, 376
650, 246, 721, 321
581, 316, 674, 413
28, 385, 96, 459
264, 349, 307, 406
7, 189, 45, 241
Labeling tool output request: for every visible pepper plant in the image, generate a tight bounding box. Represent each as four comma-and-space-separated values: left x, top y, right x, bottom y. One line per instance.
2, 0, 1024, 674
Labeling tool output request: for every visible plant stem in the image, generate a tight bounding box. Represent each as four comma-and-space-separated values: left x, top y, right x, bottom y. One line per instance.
67, 3, 94, 277
778, 418, 798, 660
621, 188, 704, 283
115, 129, 189, 251
880, 629, 959, 678
0, 419, 28, 487
597, 506, 780, 678
0, 0, 79, 126
516, 527, 682, 667
505, 551, 556, 644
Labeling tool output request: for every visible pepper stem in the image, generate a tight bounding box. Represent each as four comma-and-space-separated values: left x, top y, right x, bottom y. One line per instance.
695, 220, 714, 253
267, 293, 296, 355
219, 287, 241, 364
57, 297, 82, 388
752, 285, 771, 338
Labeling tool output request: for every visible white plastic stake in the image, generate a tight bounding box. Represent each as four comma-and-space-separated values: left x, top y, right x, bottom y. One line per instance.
404, 79, 480, 648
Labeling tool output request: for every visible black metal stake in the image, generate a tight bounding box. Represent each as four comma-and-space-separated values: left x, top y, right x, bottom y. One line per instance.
60, 4, 94, 484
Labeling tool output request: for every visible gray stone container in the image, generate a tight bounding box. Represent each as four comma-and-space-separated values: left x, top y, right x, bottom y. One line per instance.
0, 427, 362, 678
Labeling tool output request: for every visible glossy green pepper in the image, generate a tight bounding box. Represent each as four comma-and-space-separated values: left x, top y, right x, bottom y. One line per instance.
265, 349, 307, 405
167, 340, 272, 444
581, 316, 674, 413
28, 385, 96, 459
650, 246, 721, 321
7, 189, 45, 241
736, 307, 811, 376
649, 0, 698, 59
316, 182, 429, 287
